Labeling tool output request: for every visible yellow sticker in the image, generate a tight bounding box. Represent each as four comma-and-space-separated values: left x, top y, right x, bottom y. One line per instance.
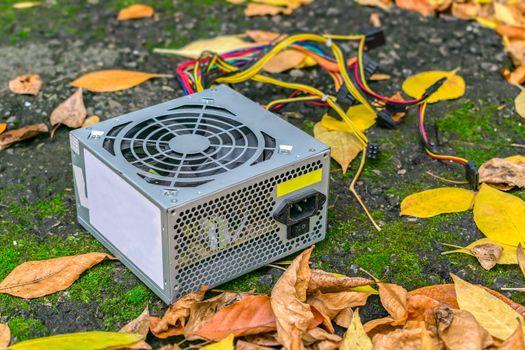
276, 168, 322, 197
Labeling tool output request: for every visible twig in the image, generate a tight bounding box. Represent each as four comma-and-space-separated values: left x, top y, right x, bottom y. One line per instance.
349, 150, 381, 231
359, 267, 380, 282
426, 171, 468, 185
501, 287, 525, 292
512, 143, 525, 149
267, 263, 287, 271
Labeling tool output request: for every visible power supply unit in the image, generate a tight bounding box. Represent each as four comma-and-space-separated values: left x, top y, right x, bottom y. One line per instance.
70, 85, 330, 303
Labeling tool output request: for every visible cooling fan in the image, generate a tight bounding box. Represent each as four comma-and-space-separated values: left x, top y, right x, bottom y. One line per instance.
70, 85, 330, 303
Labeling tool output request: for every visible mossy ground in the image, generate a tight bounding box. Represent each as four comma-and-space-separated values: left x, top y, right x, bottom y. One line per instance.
0, 0, 524, 343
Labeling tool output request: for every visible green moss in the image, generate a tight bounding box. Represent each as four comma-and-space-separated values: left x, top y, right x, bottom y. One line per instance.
125, 285, 154, 304
8, 317, 48, 341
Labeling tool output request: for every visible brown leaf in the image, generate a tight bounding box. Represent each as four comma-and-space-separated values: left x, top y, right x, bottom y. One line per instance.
378, 283, 408, 326
355, 0, 392, 11
0, 323, 10, 349
436, 307, 493, 350
117, 4, 154, 20
242, 333, 281, 347
149, 317, 183, 339
151, 286, 207, 336
0, 253, 114, 298
82, 115, 100, 128
308, 269, 374, 293
389, 92, 408, 122
71, 70, 172, 93
369, 12, 382, 27
499, 324, 525, 350
50, 89, 86, 128
192, 295, 276, 341
503, 65, 525, 85
408, 284, 459, 309
518, 243, 525, 279
396, 0, 434, 16
363, 316, 397, 339
263, 50, 306, 73
470, 243, 503, 270
371, 326, 429, 349
0, 123, 6, 135
270, 247, 314, 350
302, 327, 342, 350
451, 2, 479, 20
479, 157, 525, 189
245, 30, 280, 43
120, 307, 150, 336
0, 123, 48, 151
497, 24, 525, 40
244, 3, 292, 16
307, 291, 370, 329
406, 294, 440, 325
8, 73, 42, 95
235, 340, 274, 350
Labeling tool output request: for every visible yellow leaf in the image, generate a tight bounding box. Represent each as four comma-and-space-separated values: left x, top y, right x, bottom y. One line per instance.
400, 187, 475, 218
443, 238, 518, 265
493, 2, 517, 25
262, 49, 307, 73
402, 69, 465, 103
349, 285, 379, 295
81, 115, 100, 128
514, 86, 525, 119
0, 124, 6, 136
154, 35, 254, 59
476, 17, 497, 29
117, 4, 154, 20
473, 183, 525, 246
12, 2, 41, 9
313, 122, 364, 174
321, 105, 376, 133
200, 334, 234, 350
452, 274, 522, 340
7, 331, 143, 350
340, 310, 372, 350
71, 70, 172, 93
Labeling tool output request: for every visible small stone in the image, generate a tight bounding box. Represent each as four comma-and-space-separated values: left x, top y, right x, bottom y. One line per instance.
290, 69, 304, 79
397, 169, 407, 175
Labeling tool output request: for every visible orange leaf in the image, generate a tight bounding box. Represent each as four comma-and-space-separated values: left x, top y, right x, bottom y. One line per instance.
117, 4, 154, 20
408, 284, 459, 309
82, 115, 101, 128
396, 0, 434, 16
0, 323, 10, 349
71, 70, 172, 93
0, 253, 114, 298
193, 295, 276, 341
149, 317, 184, 339
497, 24, 525, 40
244, 3, 292, 16
263, 50, 306, 73
308, 269, 374, 293
0, 123, 6, 135
378, 283, 408, 326
499, 324, 525, 350
0, 123, 48, 151
8, 73, 42, 95
50, 88, 86, 128
245, 30, 280, 43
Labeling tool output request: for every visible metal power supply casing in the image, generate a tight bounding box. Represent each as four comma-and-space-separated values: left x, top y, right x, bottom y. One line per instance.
70, 85, 330, 303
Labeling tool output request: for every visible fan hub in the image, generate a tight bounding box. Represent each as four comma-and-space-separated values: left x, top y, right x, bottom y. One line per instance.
169, 134, 211, 154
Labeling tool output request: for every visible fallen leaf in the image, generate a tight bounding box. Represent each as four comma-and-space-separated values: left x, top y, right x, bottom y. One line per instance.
355, 0, 392, 11
0, 324, 10, 349
307, 290, 370, 329
494, 2, 517, 25
149, 317, 183, 339
452, 274, 522, 340
71, 70, 171, 93
436, 307, 493, 350
378, 283, 408, 326
270, 247, 314, 350
429, 0, 452, 12
245, 30, 280, 43
371, 327, 429, 349
451, 2, 480, 20
302, 327, 341, 349
0, 123, 7, 135
408, 285, 459, 309
201, 334, 234, 350
8, 74, 42, 95
117, 4, 154, 20
518, 243, 525, 279
235, 340, 274, 350
370, 73, 391, 81
406, 294, 441, 325
396, 0, 434, 16
402, 69, 465, 103
192, 295, 276, 341
479, 157, 525, 189
442, 238, 517, 265
400, 187, 475, 218
322, 105, 376, 132
152, 286, 207, 336
226, 0, 246, 3
503, 66, 525, 85
473, 183, 525, 246
313, 122, 364, 174
8, 331, 143, 350
0, 253, 114, 298
308, 269, 374, 293
497, 24, 525, 40
262, 50, 307, 73
120, 307, 151, 350
369, 12, 382, 27
12, 2, 41, 9
242, 333, 281, 347
469, 243, 503, 270
82, 115, 100, 128
340, 310, 372, 350
362, 316, 396, 337
244, 3, 293, 16
333, 308, 353, 328
499, 324, 525, 350
0, 123, 48, 151
50, 89, 86, 128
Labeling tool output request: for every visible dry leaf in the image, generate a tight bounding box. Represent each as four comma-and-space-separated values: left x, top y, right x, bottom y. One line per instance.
451, 2, 480, 19
313, 122, 364, 174
369, 12, 382, 27
406, 294, 440, 325
0, 123, 7, 135
245, 3, 293, 16
0, 324, 10, 349
503, 66, 525, 85
370, 73, 391, 81
270, 247, 314, 350
499, 324, 525, 350
263, 50, 307, 73
436, 307, 493, 350
378, 283, 408, 326
155, 35, 254, 59
8, 332, 144, 350
518, 243, 525, 279
12, 2, 41, 9
245, 30, 280, 43
71, 70, 171, 93
0, 253, 114, 298
340, 310, 372, 350
242, 333, 281, 347
235, 340, 274, 350
371, 326, 429, 349
149, 317, 183, 339
452, 274, 523, 340
400, 187, 475, 218
408, 284, 459, 309
307, 290, 370, 330
200, 334, 234, 350
192, 295, 276, 341
497, 24, 525, 40
152, 286, 207, 336
515, 87, 525, 119
308, 269, 374, 293
117, 4, 154, 20
402, 69, 465, 103
50, 89, 86, 128
443, 238, 517, 265
494, 2, 517, 25
8, 73, 42, 95
82, 115, 100, 128
469, 243, 503, 270
322, 105, 376, 133
396, 0, 434, 16
333, 308, 353, 328
479, 157, 525, 189
302, 327, 341, 349
473, 183, 525, 246
355, 0, 392, 11
0, 123, 48, 151
119, 307, 151, 350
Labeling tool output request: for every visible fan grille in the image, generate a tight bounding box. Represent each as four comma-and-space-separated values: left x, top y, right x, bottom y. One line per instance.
103, 104, 276, 187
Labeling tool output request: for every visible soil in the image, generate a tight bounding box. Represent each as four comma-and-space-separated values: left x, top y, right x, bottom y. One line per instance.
0, 0, 524, 345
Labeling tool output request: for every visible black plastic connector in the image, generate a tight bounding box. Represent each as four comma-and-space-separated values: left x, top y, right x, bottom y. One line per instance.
376, 109, 397, 129
366, 143, 380, 159
425, 77, 447, 97
364, 28, 386, 49
465, 161, 479, 190
385, 101, 408, 114
335, 55, 378, 106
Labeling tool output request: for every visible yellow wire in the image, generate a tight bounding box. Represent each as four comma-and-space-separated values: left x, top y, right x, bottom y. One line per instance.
265, 96, 320, 110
